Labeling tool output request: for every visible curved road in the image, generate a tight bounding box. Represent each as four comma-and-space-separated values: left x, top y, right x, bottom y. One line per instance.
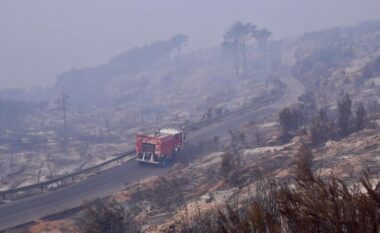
0, 76, 304, 231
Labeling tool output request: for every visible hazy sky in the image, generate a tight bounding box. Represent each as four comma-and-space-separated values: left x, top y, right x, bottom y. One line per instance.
0, 0, 379, 89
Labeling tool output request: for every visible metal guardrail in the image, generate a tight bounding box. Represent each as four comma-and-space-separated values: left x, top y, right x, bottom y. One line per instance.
0, 86, 285, 199
0, 150, 135, 199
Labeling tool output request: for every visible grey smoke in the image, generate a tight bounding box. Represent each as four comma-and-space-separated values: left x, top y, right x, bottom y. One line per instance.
0, 0, 379, 88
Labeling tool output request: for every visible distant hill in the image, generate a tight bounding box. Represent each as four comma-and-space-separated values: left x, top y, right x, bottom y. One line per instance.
54, 34, 188, 107
292, 19, 380, 104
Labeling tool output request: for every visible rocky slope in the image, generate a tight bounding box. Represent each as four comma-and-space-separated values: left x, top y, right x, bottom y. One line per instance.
292, 19, 380, 106
21, 118, 380, 232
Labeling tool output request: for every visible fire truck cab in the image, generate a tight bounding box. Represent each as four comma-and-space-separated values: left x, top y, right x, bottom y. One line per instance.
135, 128, 184, 167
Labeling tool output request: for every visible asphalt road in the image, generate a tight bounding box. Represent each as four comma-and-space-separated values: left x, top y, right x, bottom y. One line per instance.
0, 76, 304, 231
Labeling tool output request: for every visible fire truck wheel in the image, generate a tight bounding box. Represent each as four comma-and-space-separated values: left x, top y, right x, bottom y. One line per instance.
175, 147, 181, 155
160, 156, 167, 168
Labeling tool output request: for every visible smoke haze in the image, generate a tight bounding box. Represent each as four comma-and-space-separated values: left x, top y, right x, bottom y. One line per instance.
0, 0, 379, 88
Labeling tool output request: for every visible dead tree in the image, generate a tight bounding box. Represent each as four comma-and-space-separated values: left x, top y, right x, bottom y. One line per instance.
278, 107, 302, 135
310, 108, 333, 145
54, 92, 70, 140
354, 102, 367, 131
140, 105, 144, 128
222, 21, 257, 79
368, 100, 380, 126
337, 93, 352, 136
43, 150, 53, 178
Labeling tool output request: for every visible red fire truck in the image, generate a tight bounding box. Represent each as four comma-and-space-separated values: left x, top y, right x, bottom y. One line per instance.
135, 128, 184, 167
